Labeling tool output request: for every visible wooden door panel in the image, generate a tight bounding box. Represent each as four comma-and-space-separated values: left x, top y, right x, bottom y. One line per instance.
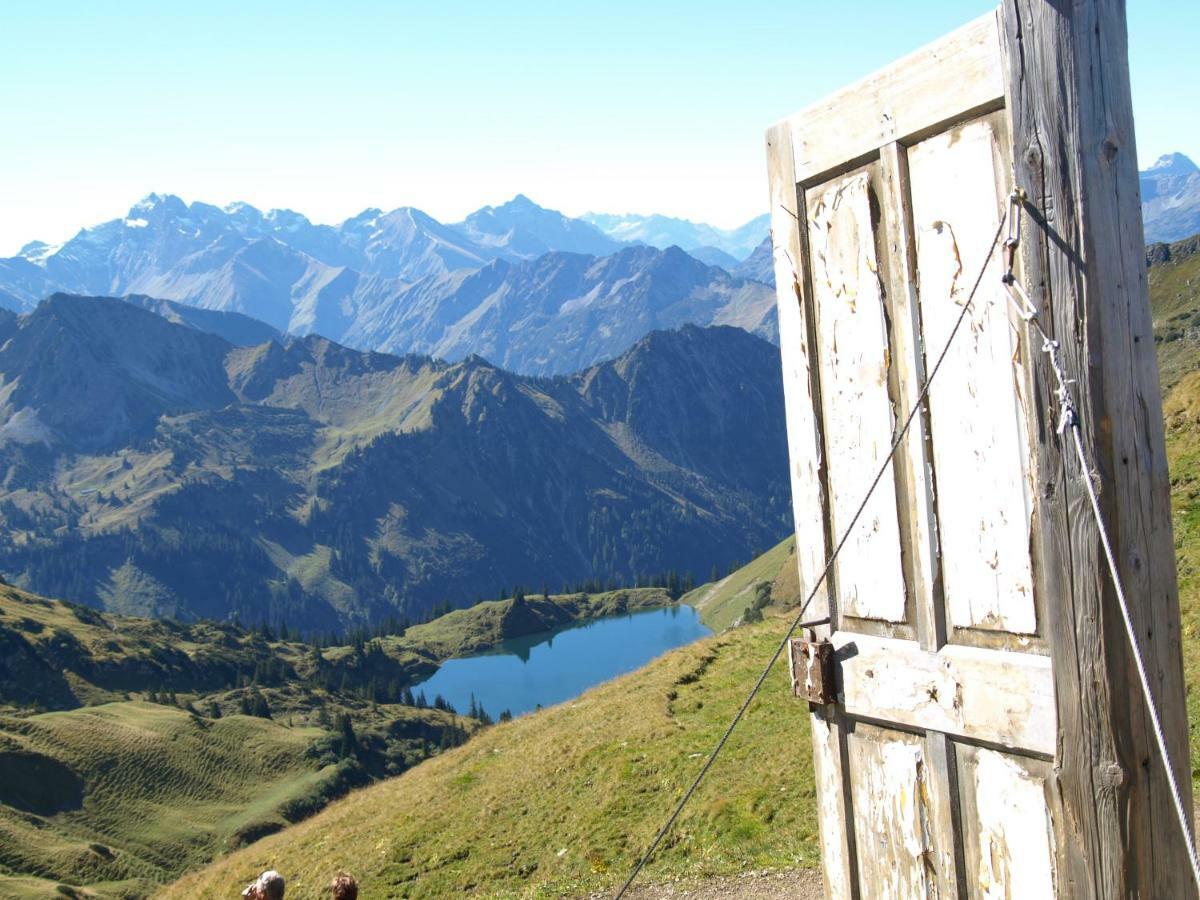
806, 167, 907, 624
907, 116, 1037, 637
956, 745, 1056, 899
847, 724, 935, 898
833, 633, 1055, 754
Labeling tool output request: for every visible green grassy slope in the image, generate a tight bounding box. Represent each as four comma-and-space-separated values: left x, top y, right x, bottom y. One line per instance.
0, 584, 672, 897
682, 536, 798, 631
1149, 235, 1200, 390
1149, 235, 1200, 768
0, 583, 673, 716
1164, 371, 1200, 771
0, 703, 325, 898
161, 615, 818, 900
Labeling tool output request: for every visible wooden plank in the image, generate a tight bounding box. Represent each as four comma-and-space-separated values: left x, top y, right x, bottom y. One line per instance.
765, 123, 833, 630
923, 733, 967, 896
957, 745, 1056, 899
846, 724, 933, 897
907, 116, 1037, 635
811, 707, 859, 900
767, 122, 858, 897
806, 170, 906, 623
832, 632, 1055, 755
1002, 1, 1195, 895
878, 142, 944, 649
777, 12, 1004, 185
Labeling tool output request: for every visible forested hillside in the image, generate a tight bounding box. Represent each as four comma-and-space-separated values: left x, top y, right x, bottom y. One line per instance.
0, 297, 790, 629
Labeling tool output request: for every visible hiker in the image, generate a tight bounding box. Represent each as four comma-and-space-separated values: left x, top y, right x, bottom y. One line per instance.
329, 872, 358, 899
242, 870, 285, 899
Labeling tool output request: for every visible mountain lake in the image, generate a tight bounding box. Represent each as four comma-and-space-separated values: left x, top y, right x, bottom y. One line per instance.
408, 604, 712, 719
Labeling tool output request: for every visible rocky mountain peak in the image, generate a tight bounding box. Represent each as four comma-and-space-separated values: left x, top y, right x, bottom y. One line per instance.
1142, 152, 1200, 243
127, 192, 189, 219
1148, 153, 1198, 176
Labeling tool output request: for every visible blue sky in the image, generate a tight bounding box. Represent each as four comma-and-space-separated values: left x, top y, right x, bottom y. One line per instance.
0, 1, 1194, 255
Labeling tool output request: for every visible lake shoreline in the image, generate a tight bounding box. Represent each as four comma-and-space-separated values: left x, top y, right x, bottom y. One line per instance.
407, 603, 712, 719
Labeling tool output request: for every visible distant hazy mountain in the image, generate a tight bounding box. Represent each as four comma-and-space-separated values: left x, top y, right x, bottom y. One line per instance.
0, 195, 774, 374
735, 237, 774, 285
0, 193, 629, 315
453, 194, 621, 259
0, 194, 495, 316
580, 211, 769, 260
686, 245, 743, 270
340, 244, 777, 375
0, 295, 790, 628
120, 294, 283, 346
1142, 153, 1200, 243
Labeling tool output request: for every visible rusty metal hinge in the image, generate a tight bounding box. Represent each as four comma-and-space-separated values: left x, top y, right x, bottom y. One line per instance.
789, 634, 837, 706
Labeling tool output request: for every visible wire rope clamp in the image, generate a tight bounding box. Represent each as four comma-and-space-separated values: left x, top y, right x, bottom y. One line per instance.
790, 630, 836, 707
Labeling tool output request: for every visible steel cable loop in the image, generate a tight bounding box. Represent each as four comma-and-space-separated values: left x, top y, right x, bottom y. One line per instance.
1002, 189, 1200, 891
613, 208, 1011, 900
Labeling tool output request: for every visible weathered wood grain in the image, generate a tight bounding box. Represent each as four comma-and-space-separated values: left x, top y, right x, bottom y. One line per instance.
924, 732, 968, 896
769, 6, 1189, 896
879, 141, 945, 651
810, 707, 858, 899
1001, 0, 1194, 895
765, 123, 833, 630
780, 12, 1004, 185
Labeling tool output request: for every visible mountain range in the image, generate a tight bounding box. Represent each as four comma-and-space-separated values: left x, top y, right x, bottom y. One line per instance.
0, 294, 790, 630
580, 211, 770, 260
0, 195, 775, 376
1142, 153, 1200, 243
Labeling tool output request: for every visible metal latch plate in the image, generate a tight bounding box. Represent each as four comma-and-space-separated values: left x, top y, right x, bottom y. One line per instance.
789, 635, 836, 705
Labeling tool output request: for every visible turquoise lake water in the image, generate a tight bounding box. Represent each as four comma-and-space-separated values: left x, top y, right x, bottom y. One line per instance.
408, 604, 711, 720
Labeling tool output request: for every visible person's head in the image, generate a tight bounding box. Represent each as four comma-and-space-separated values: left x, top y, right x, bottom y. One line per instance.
242, 870, 285, 900
329, 872, 358, 900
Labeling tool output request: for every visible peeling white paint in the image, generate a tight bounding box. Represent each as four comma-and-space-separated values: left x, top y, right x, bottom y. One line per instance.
973, 749, 1055, 898
849, 730, 931, 897
811, 712, 850, 899
807, 172, 906, 623
833, 632, 1055, 754
908, 120, 1037, 635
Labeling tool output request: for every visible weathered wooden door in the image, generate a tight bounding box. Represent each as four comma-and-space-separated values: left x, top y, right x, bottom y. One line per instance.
766, 13, 1059, 897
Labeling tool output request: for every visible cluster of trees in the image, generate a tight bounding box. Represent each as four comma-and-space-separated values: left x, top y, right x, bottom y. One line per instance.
741, 581, 773, 624
302, 613, 413, 650
465, 694, 493, 726
239, 688, 273, 718
553, 568, 696, 599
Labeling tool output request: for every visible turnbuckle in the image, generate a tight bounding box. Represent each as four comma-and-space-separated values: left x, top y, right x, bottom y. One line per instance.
1001, 188, 1038, 321
1002, 188, 1025, 280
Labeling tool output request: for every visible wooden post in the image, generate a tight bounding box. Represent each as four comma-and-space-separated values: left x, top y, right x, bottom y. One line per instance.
1001, 1, 1194, 895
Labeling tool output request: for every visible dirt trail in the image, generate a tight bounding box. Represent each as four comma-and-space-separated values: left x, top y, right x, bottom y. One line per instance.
589, 869, 823, 899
